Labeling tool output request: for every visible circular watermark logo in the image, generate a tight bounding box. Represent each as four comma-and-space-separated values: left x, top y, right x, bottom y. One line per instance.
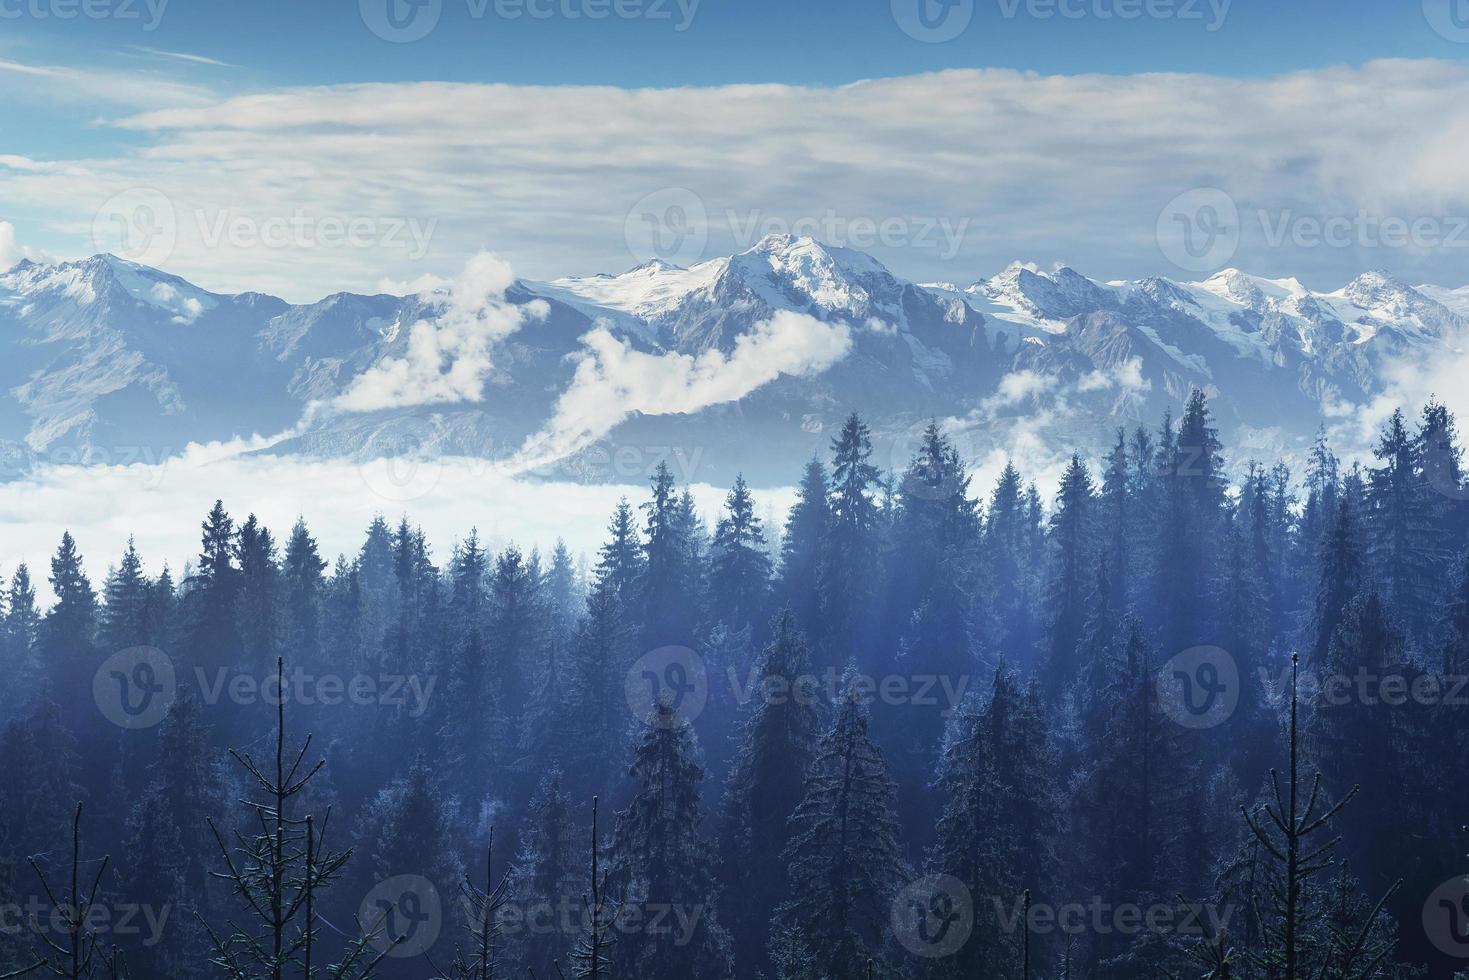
1424, 0, 1469, 43
623, 187, 708, 269
358, 415, 444, 503
625, 645, 708, 728
360, 0, 442, 42
892, 875, 974, 958
1156, 645, 1239, 730
1424, 876, 1469, 958
92, 187, 177, 268
891, 0, 974, 42
93, 647, 176, 730
1156, 187, 1240, 274
361, 874, 443, 958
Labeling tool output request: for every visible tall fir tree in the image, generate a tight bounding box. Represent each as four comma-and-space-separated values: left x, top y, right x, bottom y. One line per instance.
609, 699, 734, 978
770, 685, 906, 979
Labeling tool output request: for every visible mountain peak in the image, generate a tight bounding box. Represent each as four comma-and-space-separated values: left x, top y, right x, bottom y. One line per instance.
623, 257, 685, 275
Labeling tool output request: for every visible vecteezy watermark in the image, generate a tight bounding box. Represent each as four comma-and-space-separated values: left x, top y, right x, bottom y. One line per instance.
94, 647, 176, 730
0, 0, 167, 29
892, 0, 1229, 43
891, 0, 974, 42
93, 187, 178, 268
626, 646, 709, 727
1156, 646, 1239, 730
1155, 188, 1240, 274
0, 898, 172, 948
357, 414, 448, 503
361, 875, 444, 958
1158, 187, 1469, 274
195, 209, 437, 260
477, 895, 706, 946
623, 187, 709, 269
92, 191, 436, 271
360, 0, 699, 43
992, 895, 1237, 938
1258, 665, 1469, 709
551, 442, 708, 485
1424, 0, 1469, 44
1255, 210, 1469, 252
192, 666, 436, 718
1425, 876, 1469, 958
892, 875, 974, 958
726, 210, 971, 261
728, 664, 971, 713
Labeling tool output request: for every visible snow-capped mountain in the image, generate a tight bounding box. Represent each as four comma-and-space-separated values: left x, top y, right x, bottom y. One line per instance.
1, 236, 1461, 485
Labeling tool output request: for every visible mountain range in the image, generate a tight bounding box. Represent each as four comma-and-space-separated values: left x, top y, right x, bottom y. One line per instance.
2, 234, 1463, 486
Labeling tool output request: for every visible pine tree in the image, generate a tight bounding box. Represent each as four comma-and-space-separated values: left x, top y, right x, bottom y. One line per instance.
354, 753, 464, 923
185, 501, 241, 670
984, 462, 1035, 662
1154, 390, 1227, 652
708, 474, 773, 635
1098, 429, 1132, 611
1365, 408, 1440, 641
565, 576, 635, 803
718, 612, 822, 975
204, 658, 391, 979
931, 669, 1062, 976
595, 499, 644, 603
609, 698, 733, 978
510, 770, 581, 978
639, 462, 700, 647
770, 685, 906, 979
3, 564, 42, 717
280, 518, 327, 667
121, 695, 227, 978
41, 531, 98, 692
101, 539, 150, 652
1042, 454, 1094, 697
1310, 498, 1361, 667
1239, 655, 1401, 980
821, 414, 883, 666
236, 514, 281, 669
779, 457, 830, 635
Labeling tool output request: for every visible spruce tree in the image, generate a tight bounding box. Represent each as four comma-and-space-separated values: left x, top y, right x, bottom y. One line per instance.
510, 770, 581, 978
1042, 454, 1095, 698
101, 539, 150, 653
779, 457, 830, 635
708, 474, 773, 636
821, 414, 883, 666
717, 612, 822, 975
280, 518, 327, 667
770, 685, 906, 979
609, 698, 733, 978
931, 669, 1062, 976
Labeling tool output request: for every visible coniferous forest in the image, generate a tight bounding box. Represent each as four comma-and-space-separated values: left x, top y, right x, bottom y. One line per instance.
5, 389, 1469, 979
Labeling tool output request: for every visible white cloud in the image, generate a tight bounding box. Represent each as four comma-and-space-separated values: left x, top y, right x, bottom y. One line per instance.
0, 221, 53, 269
1077, 357, 1151, 393
514, 310, 852, 469
986, 369, 1058, 409
10, 61, 1469, 301
332, 253, 548, 413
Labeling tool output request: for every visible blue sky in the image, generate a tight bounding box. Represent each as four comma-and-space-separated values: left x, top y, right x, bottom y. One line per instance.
8, 0, 1465, 89
5, 1, 1469, 298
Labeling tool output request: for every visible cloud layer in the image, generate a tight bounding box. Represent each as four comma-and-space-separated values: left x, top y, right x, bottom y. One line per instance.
8, 61, 1469, 300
